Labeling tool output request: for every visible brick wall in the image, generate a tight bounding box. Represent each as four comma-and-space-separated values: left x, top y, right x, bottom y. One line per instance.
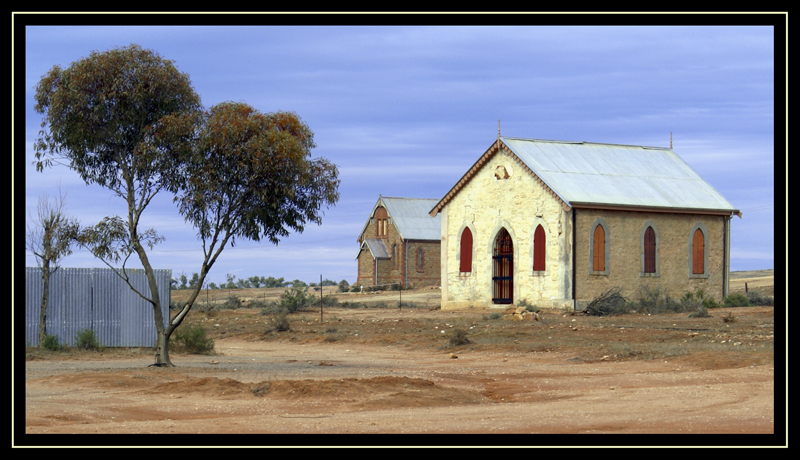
355, 207, 441, 288
574, 209, 728, 304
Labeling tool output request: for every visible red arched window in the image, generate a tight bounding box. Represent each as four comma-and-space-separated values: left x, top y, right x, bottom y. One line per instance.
593, 224, 605, 272
692, 228, 704, 274
533, 224, 546, 271
459, 227, 473, 273
644, 226, 656, 273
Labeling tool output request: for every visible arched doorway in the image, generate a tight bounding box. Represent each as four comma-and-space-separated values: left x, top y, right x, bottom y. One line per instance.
492, 228, 513, 304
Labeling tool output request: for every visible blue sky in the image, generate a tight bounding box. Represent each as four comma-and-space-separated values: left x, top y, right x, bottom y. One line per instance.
18, 17, 782, 287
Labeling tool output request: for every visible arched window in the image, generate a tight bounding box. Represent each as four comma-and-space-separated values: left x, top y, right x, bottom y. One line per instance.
593, 224, 605, 272
644, 226, 656, 274
692, 228, 704, 275
533, 224, 546, 272
459, 227, 473, 273
417, 248, 424, 272
392, 243, 398, 269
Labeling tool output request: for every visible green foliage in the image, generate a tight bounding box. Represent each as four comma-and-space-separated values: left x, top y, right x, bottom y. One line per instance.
279, 286, 311, 313
688, 306, 710, 318
34, 44, 202, 191
178, 102, 340, 246
75, 329, 101, 350
338, 279, 350, 292
517, 298, 541, 313
310, 294, 339, 309
223, 295, 242, 309
264, 309, 291, 333
745, 290, 774, 306
633, 285, 687, 314
173, 324, 215, 354
723, 293, 751, 308
680, 288, 720, 317
41, 334, 63, 351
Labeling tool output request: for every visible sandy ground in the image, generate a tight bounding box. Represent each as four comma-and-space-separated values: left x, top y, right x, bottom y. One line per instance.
17, 271, 784, 447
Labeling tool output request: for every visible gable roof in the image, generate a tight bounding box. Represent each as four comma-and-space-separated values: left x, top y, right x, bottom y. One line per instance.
430, 137, 740, 217
359, 196, 442, 242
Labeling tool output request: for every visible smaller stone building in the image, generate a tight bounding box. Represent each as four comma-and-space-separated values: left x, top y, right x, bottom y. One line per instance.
355, 196, 442, 289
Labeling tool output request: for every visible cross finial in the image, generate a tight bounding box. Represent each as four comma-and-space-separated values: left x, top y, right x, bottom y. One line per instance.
498, 120, 501, 139
670, 132, 673, 149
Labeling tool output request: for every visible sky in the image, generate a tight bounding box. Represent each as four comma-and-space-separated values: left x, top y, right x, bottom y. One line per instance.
17, 16, 783, 288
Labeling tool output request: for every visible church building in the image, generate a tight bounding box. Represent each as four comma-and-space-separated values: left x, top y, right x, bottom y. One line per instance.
429, 135, 741, 310
356, 196, 442, 289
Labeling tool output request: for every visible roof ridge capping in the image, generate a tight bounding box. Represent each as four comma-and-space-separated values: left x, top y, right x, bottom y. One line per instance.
501, 136, 672, 150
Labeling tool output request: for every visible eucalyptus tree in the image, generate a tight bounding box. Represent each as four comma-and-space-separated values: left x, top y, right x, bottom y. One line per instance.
164, 101, 339, 365
34, 45, 339, 366
26, 188, 80, 347
34, 44, 202, 364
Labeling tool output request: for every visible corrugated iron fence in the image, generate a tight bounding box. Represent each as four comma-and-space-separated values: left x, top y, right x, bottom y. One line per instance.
25, 267, 171, 347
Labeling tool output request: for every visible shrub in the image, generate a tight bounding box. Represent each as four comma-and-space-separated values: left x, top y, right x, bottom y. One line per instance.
41, 334, 63, 351
723, 293, 750, 308
517, 298, 541, 313
309, 294, 339, 309
223, 295, 242, 309
680, 289, 719, 317
688, 306, 710, 318
584, 288, 631, 316
173, 324, 215, 354
447, 328, 472, 347
279, 286, 310, 313
745, 290, 774, 306
633, 285, 685, 314
264, 309, 291, 333
75, 329, 101, 350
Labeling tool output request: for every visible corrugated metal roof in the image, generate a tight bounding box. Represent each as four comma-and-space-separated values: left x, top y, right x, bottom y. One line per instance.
358, 197, 441, 242
501, 137, 739, 213
360, 238, 390, 259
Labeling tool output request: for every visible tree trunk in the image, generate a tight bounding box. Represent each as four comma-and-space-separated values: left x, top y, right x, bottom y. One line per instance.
38, 260, 51, 347
152, 327, 174, 367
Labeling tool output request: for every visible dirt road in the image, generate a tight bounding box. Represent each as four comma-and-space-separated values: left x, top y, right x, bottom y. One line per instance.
20, 303, 781, 446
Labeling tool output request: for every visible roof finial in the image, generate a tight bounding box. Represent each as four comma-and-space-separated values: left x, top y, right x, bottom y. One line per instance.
498, 119, 501, 140
670, 132, 673, 149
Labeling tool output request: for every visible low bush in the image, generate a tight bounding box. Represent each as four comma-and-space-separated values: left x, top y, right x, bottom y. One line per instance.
723, 293, 750, 308
634, 285, 686, 314
264, 309, 291, 333
688, 306, 710, 318
745, 290, 773, 306
517, 298, 541, 313
41, 334, 63, 351
75, 329, 101, 350
223, 295, 242, 309
173, 324, 215, 354
447, 328, 472, 347
279, 286, 311, 313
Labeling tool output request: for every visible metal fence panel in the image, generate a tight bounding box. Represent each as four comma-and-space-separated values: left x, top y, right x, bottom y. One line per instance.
25, 267, 171, 347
